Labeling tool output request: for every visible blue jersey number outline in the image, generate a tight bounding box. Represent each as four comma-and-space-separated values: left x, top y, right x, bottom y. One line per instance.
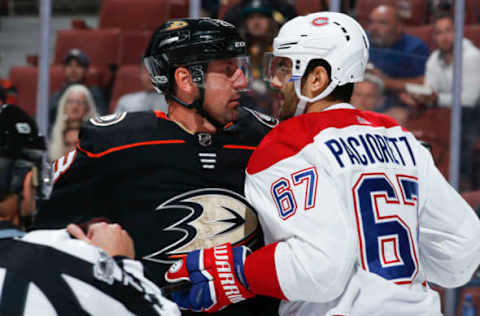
271, 167, 318, 220
352, 172, 419, 284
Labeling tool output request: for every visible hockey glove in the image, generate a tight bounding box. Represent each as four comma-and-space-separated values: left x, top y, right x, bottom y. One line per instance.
165, 243, 255, 313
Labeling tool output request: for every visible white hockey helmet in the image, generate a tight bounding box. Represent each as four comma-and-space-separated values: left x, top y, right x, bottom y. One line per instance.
264, 12, 369, 115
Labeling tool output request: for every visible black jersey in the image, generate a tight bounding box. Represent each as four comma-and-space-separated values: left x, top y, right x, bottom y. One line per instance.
35, 107, 279, 315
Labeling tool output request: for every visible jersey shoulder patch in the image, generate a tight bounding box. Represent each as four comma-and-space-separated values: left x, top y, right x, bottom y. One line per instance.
89, 112, 127, 127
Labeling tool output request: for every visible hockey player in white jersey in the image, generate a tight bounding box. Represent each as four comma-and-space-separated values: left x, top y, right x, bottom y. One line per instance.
165, 12, 480, 315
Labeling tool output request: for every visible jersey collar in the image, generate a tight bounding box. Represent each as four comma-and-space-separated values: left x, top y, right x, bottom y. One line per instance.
323, 103, 355, 111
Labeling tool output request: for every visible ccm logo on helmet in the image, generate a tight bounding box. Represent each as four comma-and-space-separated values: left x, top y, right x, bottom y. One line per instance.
235, 41, 246, 48
312, 17, 329, 26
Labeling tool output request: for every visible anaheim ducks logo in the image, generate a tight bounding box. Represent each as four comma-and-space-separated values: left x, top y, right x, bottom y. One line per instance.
143, 188, 259, 264
165, 20, 188, 31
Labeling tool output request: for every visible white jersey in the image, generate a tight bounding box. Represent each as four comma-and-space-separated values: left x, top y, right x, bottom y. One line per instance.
245, 103, 480, 316
0, 224, 180, 316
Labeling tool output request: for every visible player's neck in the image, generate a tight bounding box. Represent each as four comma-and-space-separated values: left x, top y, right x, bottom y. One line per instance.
305, 99, 344, 113
0, 195, 19, 226
168, 102, 217, 134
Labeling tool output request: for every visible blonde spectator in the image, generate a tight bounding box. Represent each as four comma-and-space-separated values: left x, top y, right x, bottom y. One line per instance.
49, 84, 98, 161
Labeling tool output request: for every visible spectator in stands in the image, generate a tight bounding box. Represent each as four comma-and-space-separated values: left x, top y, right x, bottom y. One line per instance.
351, 73, 385, 111
114, 63, 168, 114
223, 0, 295, 30
225, 0, 291, 115
49, 84, 98, 161
62, 120, 81, 154
404, 13, 480, 189
367, 4, 430, 106
405, 13, 480, 108
0, 78, 17, 105
351, 73, 409, 125
49, 49, 106, 123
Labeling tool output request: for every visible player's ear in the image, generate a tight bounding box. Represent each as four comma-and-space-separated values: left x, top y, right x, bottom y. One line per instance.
174, 67, 196, 94
302, 66, 329, 98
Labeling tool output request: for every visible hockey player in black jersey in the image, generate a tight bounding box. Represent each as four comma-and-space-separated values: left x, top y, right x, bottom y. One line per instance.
0, 104, 179, 315
35, 18, 280, 315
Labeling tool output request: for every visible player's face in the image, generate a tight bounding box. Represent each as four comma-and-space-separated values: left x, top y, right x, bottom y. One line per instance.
203, 58, 249, 124
433, 17, 454, 53
265, 55, 299, 120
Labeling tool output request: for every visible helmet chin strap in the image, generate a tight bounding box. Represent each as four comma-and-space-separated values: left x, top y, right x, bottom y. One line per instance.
170, 88, 225, 129
293, 79, 338, 116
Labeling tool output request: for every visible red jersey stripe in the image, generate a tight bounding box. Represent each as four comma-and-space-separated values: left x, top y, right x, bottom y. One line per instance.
223, 144, 256, 150
247, 109, 400, 175
77, 139, 186, 158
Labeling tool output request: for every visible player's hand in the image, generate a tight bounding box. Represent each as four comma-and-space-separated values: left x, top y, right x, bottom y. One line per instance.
67, 222, 135, 259
165, 243, 255, 313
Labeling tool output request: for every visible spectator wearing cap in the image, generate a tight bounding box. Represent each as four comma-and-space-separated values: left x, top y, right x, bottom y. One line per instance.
114, 62, 168, 114
367, 5, 429, 107
49, 49, 106, 127
225, 0, 294, 116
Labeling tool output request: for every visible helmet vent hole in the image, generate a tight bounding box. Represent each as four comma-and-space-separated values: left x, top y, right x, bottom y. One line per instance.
301, 34, 308, 37
341, 27, 347, 33
346, 35, 350, 41
333, 22, 340, 25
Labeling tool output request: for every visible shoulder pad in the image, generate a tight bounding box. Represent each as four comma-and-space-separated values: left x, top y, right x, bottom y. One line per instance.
78, 111, 172, 156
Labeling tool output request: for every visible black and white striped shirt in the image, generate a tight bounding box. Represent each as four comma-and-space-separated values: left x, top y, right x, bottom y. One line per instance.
0, 221, 180, 316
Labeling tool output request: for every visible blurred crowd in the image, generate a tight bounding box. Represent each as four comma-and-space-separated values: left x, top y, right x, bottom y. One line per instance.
2, 0, 480, 312
2, 0, 480, 190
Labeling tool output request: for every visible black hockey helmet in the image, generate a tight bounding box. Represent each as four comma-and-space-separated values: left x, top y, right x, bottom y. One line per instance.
0, 104, 47, 201
144, 17, 249, 112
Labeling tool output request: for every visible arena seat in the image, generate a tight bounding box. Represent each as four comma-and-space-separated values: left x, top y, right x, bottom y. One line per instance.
98, 0, 187, 30
54, 29, 121, 87
108, 65, 143, 113
464, 24, 480, 49
9, 65, 102, 116
355, 0, 428, 26
218, 0, 243, 20
466, 0, 480, 24
404, 25, 434, 50
294, 0, 328, 16
118, 30, 153, 65
404, 108, 451, 179
9, 66, 39, 116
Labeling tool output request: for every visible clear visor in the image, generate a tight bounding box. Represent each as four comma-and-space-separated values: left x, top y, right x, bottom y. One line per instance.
263, 53, 298, 86
198, 56, 252, 93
